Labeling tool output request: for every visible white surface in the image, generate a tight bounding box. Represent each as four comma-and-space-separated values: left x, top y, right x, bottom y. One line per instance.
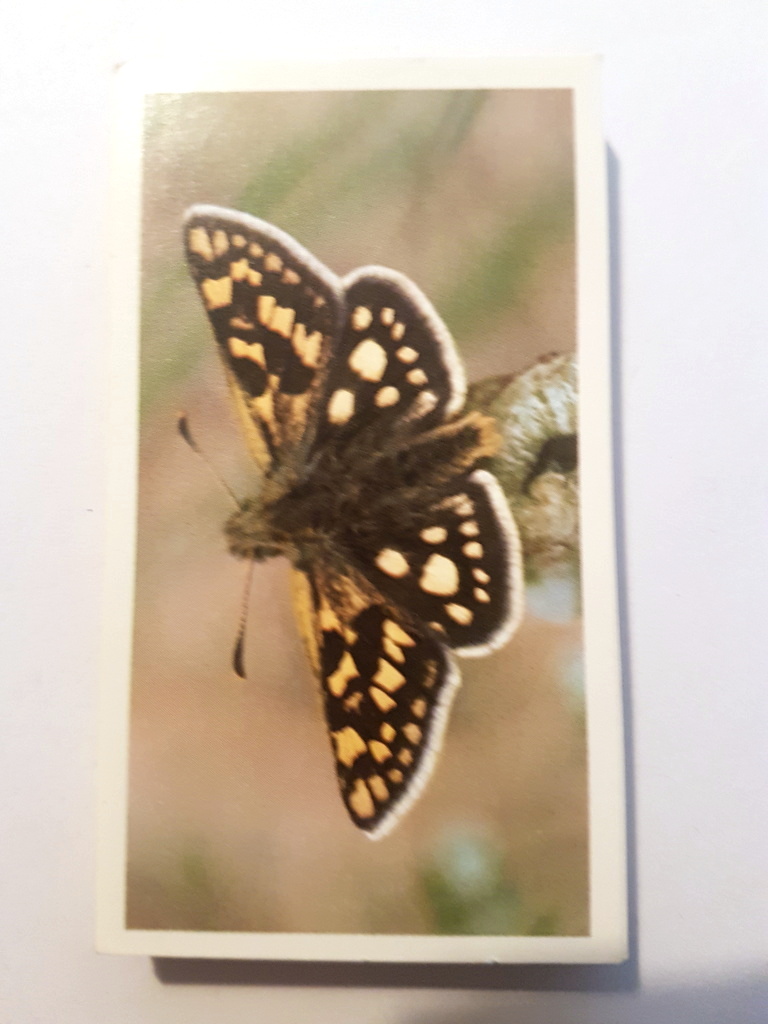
1, 2, 766, 1022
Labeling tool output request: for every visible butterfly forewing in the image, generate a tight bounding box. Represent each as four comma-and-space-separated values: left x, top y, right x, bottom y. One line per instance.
184, 206, 343, 470
315, 269, 466, 445
296, 562, 460, 837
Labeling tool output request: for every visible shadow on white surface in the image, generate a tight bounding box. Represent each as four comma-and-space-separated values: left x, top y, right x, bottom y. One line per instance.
408, 977, 767, 1024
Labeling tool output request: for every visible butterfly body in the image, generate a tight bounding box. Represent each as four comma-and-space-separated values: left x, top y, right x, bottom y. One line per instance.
184, 206, 525, 837
225, 409, 497, 567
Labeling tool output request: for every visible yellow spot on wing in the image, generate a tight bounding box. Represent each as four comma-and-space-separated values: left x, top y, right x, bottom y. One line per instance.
368, 741, 391, 764
303, 330, 323, 368
327, 388, 355, 425
473, 567, 490, 584
368, 775, 389, 802
398, 748, 414, 766
412, 391, 438, 416
422, 660, 438, 688
349, 338, 388, 382
375, 548, 409, 578
230, 315, 254, 330
396, 344, 417, 362
228, 337, 249, 358
343, 692, 364, 712
348, 779, 375, 819
403, 723, 422, 744
382, 637, 405, 663
446, 603, 474, 626
319, 605, 342, 633
388, 768, 404, 783
228, 337, 265, 368
474, 588, 490, 603
420, 553, 459, 597
282, 267, 300, 285
292, 323, 307, 355
200, 277, 233, 310
263, 252, 283, 273
247, 268, 263, 287
212, 229, 229, 256
380, 723, 396, 742
380, 307, 395, 326
292, 323, 323, 368
232, 234, 246, 247
188, 227, 213, 261
269, 304, 296, 339
248, 342, 266, 367
332, 726, 367, 767
460, 520, 480, 537
406, 367, 428, 386
462, 541, 484, 559
327, 650, 358, 697
383, 620, 415, 647
420, 526, 447, 544
230, 258, 249, 281
411, 698, 427, 718
249, 242, 264, 257
372, 659, 406, 693
391, 322, 406, 341
257, 294, 276, 325
375, 386, 400, 408
370, 686, 396, 712
350, 306, 373, 331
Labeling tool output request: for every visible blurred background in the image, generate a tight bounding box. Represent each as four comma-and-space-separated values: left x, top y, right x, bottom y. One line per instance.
128, 87, 584, 935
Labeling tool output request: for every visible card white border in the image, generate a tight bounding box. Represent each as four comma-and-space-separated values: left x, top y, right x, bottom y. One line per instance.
98, 56, 627, 963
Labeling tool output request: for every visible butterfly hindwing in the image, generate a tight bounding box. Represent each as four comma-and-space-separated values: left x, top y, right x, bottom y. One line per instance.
349, 467, 524, 656
294, 563, 460, 838
184, 206, 343, 470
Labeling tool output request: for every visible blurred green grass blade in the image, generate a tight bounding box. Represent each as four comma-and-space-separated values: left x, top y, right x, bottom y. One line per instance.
437, 185, 574, 342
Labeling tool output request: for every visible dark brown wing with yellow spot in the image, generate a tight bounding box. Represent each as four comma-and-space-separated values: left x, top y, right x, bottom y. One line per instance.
183, 205, 344, 471
293, 563, 459, 838
314, 267, 466, 447
347, 468, 524, 658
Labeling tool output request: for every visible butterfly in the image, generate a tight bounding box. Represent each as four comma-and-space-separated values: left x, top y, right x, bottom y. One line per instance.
183, 205, 525, 838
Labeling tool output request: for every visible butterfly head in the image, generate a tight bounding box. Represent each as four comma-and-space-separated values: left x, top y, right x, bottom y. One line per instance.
224, 498, 283, 562
223, 477, 326, 565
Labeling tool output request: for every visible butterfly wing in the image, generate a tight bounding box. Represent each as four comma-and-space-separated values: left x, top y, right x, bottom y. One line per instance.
348, 467, 524, 657
183, 205, 344, 472
310, 270, 524, 655
292, 562, 460, 838
313, 267, 466, 445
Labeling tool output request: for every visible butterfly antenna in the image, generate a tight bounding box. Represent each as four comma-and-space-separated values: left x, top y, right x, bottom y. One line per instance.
232, 558, 256, 679
177, 413, 240, 506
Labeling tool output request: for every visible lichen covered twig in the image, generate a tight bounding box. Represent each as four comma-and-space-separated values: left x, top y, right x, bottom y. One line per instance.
468, 354, 578, 582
